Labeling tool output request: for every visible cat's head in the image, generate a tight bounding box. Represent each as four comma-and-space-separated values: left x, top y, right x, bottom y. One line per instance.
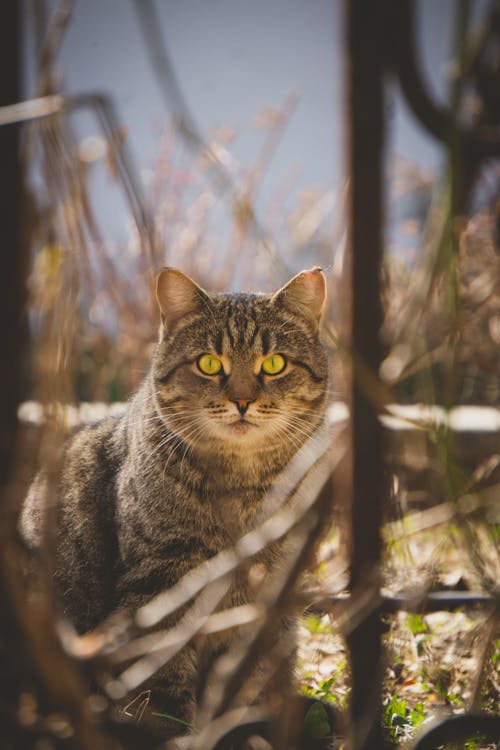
151, 268, 329, 457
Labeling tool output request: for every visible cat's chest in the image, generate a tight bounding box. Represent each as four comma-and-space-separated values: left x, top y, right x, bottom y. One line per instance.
206, 484, 268, 540
119, 462, 269, 541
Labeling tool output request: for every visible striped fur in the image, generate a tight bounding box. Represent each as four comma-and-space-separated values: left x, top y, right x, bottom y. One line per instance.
22, 268, 329, 738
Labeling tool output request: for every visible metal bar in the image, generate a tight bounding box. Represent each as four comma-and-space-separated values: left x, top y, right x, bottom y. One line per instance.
382, 591, 498, 613
326, 591, 497, 617
0, 0, 24, 493
410, 713, 500, 750
345, 1, 386, 748
388, 0, 500, 158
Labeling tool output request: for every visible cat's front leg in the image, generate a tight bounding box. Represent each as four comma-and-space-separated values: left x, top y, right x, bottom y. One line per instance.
113, 576, 201, 741
119, 643, 198, 740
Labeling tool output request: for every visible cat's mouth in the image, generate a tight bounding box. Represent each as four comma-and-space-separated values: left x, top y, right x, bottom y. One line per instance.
228, 418, 255, 435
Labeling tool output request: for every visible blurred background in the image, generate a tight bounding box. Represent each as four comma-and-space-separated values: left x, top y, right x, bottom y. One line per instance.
20, 0, 498, 405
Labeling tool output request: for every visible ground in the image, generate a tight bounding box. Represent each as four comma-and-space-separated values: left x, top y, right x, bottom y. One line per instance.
296, 520, 499, 748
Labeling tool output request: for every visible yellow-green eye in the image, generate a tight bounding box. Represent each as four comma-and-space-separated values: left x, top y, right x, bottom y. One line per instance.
261, 354, 286, 376
197, 353, 223, 376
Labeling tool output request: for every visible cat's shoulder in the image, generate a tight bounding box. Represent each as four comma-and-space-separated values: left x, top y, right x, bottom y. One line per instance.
61, 413, 128, 476
21, 413, 127, 547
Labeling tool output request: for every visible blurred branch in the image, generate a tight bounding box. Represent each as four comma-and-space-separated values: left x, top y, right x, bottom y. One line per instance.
0, 94, 64, 125
73, 93, 158, 265
385, 491, 499, 542
131, 0, 289, 277
36, 0, 73, 97
244, 92, 299, 200
2, 88, 158, 265
104, 601, 264, 668
380, 184, 454, 382
469, 611, 498, 710
110, 578, 232, 697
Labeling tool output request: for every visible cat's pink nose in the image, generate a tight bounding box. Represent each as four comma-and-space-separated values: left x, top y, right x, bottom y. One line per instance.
233, 399, 253, 416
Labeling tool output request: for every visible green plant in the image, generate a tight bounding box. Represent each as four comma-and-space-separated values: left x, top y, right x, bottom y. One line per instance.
303, 701, 333, 740
310, 679, 337, 703
383, 693, 426, 743
304, 614, 334, 635
443, 735, 487, 750
406, 614, 428, 635
491, 638, 500, 665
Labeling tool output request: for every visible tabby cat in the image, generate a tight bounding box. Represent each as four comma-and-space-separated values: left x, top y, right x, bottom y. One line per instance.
21, 267, 329, 740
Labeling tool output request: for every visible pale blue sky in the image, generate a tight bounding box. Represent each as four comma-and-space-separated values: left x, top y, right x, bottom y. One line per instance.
23, 1, 490, 274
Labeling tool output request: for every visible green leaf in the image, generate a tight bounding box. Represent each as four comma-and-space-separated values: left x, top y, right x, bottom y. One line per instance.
150, 712, 195, 730
391, 713, 410, 727
385, 694, 407, 718
491, 639, 500, 664
406, 614, 428, 635
409, 702, 425, 727
303, 701, 332, 739
304, 614, 332, 634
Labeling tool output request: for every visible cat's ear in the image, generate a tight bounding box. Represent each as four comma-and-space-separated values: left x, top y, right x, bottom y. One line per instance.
272, 267, 327, 327
156, 268, 209, 332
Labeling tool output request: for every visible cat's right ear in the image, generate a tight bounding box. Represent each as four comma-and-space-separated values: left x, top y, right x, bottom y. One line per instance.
156, 268, 209, 333
272, 267, 327, 328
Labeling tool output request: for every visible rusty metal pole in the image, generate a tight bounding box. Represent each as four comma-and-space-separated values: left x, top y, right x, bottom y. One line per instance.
0, 0, 24, 489
345, 1, 386, 748
0, 10, 119, 749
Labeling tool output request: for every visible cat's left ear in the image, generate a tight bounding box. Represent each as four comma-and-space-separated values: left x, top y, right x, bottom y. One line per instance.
272, 267, 327, 327
156, 268, 210, 332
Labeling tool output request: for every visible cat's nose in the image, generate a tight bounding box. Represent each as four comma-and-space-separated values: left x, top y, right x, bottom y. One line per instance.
232, 399, 253, 416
